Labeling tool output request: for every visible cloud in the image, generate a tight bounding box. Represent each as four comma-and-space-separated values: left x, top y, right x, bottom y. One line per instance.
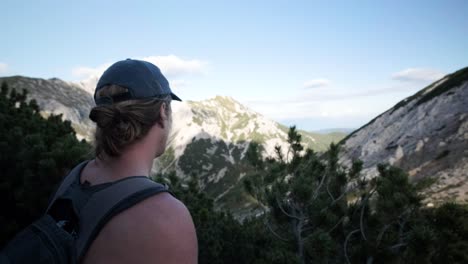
142, 55, 207, 77
392, 68, 445, 82
249, 84, 414, 106
247, 90, 365, 119
303, 78, 330, 89
72, 63, 111, 79
72, 55, 208, 80
71, 55, 208, 94
170, 79, 189, 88
0, 62, 8, 75
246, 97, 371, 120
246, 70, 445, 129
245, 83, 419, 121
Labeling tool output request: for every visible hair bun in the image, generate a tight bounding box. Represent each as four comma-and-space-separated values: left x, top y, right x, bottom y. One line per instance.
89, 107, 116, 129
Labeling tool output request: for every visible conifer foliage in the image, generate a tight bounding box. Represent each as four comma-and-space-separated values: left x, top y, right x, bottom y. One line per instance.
0, 80, 466, 263
243, 125, 468, 264
244, 126, 363, 263
155, 172, 298, 264
0, 82, 91, 247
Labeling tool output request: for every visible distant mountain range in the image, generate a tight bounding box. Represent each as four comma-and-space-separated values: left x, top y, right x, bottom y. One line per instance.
1, 67, 466, 213
314, 128, 356, 134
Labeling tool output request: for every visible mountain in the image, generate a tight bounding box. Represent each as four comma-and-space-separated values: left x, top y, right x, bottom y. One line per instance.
152, 96, 346, 212
3, 68, 467, 209
339, 67, 468, 204
0, 76, 346, 214
0, 76, 95, 140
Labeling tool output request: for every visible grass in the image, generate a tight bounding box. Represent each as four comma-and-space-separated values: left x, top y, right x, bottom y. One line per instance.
231, 113, 251, 131
278, 123, 347, 152
414, 177, 438, 191
192, 114, 203, 126
390, 66, 468, 114
212, 96, 238, 112
417, 66, 468, 106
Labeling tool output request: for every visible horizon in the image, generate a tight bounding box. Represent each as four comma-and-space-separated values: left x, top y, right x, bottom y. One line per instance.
1, 0, 467, 130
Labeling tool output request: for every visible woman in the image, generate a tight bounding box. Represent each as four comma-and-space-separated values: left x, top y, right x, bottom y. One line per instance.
78, 59, 197, 263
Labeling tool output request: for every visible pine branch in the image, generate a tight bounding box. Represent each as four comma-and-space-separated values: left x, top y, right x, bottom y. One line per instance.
276, 196, 302, 221
344, 229, 360, 264
359, 189, 376, 241
312, 168, 328, 200
376, 223, 394, 247
265, 217, 290, 242
327, 216, 345, 233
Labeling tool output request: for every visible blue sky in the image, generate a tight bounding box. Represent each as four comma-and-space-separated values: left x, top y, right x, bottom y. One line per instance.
1, 0, 467, 131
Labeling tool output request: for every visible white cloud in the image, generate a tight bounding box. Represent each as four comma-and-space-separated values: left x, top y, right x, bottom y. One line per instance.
171, 79, 189, 88
71, 55, 208, 94
0, 62, 8, 75
247, 70, 445, 130
71, 63, 112, 94
72, 63, 112, 79
245, 83, 418, 121
303, 78, 330, 89
72, 55, 207, 80
246, 96, 370, 120
392, 68, 445, 82
142, 55, 207, 77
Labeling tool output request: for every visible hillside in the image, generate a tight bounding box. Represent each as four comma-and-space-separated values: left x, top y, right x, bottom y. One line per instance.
155, 95, 346, 212
339, 67, 468, 204
0, 76, 95, 140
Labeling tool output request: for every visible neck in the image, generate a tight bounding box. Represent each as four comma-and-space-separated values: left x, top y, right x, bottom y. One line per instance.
91, 124, 167, 181
96, 148, 153, 178
95, 141, 158, 181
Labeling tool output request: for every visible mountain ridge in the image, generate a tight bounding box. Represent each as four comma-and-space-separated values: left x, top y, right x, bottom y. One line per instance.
0, 75, 95, 140
339, 66, 468, 204
2, 69, 467, 209
0, 75, 347, 214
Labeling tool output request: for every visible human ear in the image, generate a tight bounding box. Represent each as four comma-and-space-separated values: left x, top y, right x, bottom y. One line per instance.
161, 103, 169, 118
159, 103, 168, 128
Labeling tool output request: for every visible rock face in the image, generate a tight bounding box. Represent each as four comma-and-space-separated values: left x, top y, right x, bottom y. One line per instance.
339, 67, 468, 204
0, 76, 95, 140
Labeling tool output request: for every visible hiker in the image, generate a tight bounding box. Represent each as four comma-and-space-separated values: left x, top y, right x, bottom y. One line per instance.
0, 59, 197, 264
78, 59, 198, 263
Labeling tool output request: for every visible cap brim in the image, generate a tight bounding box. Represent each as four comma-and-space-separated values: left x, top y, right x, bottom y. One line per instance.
171, 92, 182, 101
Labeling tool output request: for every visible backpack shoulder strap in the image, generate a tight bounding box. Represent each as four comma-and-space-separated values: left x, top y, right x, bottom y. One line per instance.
46, 160, 89, 213
75, 176, 170, 260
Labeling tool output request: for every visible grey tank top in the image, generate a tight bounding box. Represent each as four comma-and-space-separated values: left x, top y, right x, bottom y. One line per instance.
46, 160, 171, 261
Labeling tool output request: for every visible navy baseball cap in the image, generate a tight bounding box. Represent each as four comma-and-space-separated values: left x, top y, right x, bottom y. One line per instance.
94, 59, 181, 105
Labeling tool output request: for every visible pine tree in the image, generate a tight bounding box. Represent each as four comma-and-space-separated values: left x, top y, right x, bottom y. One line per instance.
0, 82, 91, 247
244, 126, 363, 263
345, 164, 422, 263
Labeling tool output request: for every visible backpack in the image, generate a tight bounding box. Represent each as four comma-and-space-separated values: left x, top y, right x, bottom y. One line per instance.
0, 160, 171, 264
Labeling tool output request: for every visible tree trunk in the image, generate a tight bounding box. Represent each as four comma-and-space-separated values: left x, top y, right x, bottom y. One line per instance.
293, 216, 305, 264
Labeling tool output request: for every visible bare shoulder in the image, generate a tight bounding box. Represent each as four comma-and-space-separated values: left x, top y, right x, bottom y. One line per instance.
83, 192, 198, 264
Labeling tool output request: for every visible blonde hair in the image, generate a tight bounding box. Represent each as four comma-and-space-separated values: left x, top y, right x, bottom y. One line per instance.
89, 85, 171, 158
